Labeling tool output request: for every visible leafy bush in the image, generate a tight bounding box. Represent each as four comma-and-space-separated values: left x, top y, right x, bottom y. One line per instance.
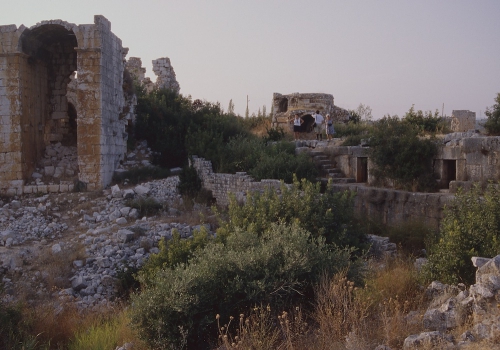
403, 105, 445, 133
217, 137, 318, 183
423, 184, 500, 284
130, 223, 357, 349
139, 227, 213, 286
177, 164, 202, 197
483, 93, 500, 135
369, 116, 438, 192
217, 177, 367, 250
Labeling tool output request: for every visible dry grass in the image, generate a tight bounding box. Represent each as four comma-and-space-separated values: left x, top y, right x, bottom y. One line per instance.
214, 259, 433, 350
36, 242, 86, 290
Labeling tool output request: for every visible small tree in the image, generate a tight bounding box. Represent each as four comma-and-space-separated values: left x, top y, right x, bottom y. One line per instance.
369, 116, 438, 192
423, 184, 500, 284
483, 93, 500, 135
355, 103, 373, 121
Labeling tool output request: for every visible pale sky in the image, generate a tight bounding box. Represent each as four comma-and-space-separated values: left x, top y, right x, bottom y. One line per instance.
2, 0, 499, 119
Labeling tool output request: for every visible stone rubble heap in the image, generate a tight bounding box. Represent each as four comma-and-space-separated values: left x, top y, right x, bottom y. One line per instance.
29, 142, 79, 186
0, 175, 216, 310
115, 140, 153, 172
401, 255, 500, 349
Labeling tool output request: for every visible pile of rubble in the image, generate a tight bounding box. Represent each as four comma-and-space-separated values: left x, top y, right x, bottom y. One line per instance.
28, 142, 79, 186
0, 175, 214, 310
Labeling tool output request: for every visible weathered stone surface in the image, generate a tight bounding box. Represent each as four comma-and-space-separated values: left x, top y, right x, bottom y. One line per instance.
403, 331, 454, 349
0, 16, 132, 194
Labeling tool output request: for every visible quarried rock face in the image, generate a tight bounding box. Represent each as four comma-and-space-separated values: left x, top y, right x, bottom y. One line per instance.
0, 15, 130, 194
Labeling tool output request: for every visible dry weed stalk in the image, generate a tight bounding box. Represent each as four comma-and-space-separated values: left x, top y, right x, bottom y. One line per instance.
313, 271, 371, 348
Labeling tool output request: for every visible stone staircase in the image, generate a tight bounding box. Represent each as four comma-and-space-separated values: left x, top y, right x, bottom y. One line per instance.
309, 151, 355, 184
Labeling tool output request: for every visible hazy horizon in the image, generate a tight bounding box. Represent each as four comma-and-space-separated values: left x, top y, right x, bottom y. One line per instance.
2, 0, 499, 119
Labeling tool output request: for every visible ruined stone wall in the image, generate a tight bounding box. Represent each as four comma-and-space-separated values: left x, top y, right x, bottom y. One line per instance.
126, 56, 180, 93
152, 57, 180, 92
94, 16, 128, 188
192, 152, 451, 229
0, 16, 129, 194
330, 184, 453, 229
191, 156, 283, 206
451, 110, 476, 132
271, 92, 350, 133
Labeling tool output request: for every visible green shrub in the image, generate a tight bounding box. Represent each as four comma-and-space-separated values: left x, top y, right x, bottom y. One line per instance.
423, 184, 500, 284
177, 164, 202, 198
139, 227, 213, 286
403, 105, 445, 133
483, 93, 500, 135
217, 177, 367, 250
130, 223, 357, 349
334, 121, 372, 138
369, 116, 438, 192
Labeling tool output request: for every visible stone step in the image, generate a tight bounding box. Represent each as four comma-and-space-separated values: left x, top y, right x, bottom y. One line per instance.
325, 168, 341, 174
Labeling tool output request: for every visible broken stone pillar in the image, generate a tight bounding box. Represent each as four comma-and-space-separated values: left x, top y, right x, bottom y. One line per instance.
451, 110, 476, 132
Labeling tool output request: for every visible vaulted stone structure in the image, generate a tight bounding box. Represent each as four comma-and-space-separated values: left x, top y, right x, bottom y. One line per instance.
271, 92, 350, 133
0, 15, 129, 194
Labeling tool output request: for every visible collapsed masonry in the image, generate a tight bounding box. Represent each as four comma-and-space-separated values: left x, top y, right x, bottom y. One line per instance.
125, 56, 180, 93
0, 15, 129, 194
271, 92, 350, 133
0, 15, 179, 195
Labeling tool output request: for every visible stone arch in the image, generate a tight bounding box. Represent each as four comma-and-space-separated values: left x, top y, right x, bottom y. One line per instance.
301, 114, 315, 133
17, 23, 79, 181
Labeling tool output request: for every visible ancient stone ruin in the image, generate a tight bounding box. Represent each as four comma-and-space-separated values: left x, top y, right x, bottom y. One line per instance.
126, 56, 180, 93
0, 16, 179, 196
451, 110, 476, 132
0, 15, 130, 194
271, 92, 350, 133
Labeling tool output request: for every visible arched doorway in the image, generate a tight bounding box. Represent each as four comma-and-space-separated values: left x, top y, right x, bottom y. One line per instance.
301, 114, 315, 133
19, 23, 78, 181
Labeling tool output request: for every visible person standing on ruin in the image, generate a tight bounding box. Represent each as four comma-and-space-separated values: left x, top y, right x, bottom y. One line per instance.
291, 114, 304, 140
325, 114, 335, 141
313, 110, 324, 140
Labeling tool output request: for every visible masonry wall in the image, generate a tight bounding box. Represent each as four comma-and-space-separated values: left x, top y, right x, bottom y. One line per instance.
330, 184, 453, 229
0, 16, 128, 194
191, 156, 283, 206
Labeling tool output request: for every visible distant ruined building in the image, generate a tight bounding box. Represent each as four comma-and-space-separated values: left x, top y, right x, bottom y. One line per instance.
271, 92, 350, 132
126, 56, 180, 93
0, 15, 178, 195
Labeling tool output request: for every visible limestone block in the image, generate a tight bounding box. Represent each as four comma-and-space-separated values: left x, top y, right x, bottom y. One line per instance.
48, 185, 60, 193
44, 166, 55, 176
37, 185, 48, 194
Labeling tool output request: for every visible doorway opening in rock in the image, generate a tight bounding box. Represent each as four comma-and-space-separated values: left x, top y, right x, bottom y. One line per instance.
301, 114, 315, 133
442, 160, 456, 189
356, 157, 368, 183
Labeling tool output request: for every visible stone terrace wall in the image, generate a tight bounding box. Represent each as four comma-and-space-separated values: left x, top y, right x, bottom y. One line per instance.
330, 183, 454, 229
191, 156, 283, 206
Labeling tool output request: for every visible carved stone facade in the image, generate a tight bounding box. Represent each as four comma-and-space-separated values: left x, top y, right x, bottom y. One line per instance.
271, 92, 350, 133
0, 15, 129, 194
